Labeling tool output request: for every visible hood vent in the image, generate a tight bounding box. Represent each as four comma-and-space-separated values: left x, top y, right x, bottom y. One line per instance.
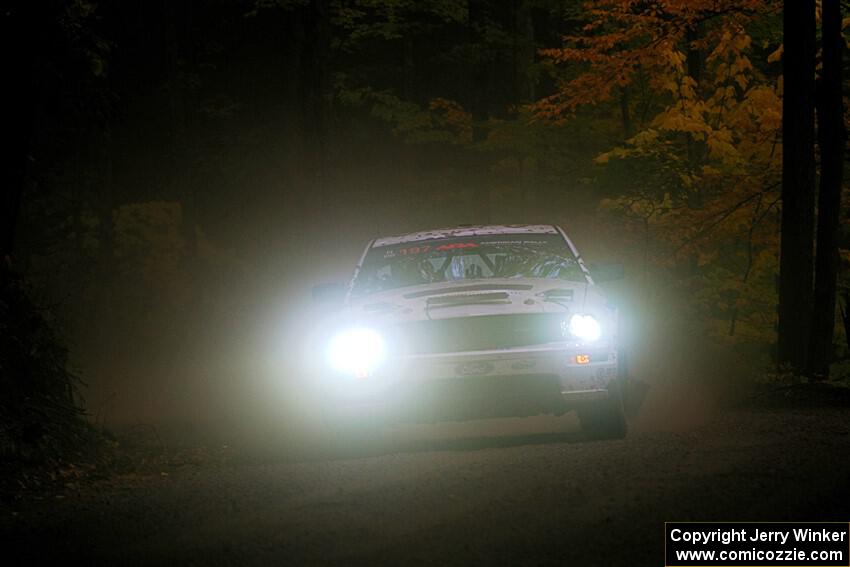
539, 288, 574, 300
426, 292, 510, 307
404, 283, 533, 299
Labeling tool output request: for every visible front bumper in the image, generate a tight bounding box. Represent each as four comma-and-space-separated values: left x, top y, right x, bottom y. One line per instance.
322, 344, 619, 421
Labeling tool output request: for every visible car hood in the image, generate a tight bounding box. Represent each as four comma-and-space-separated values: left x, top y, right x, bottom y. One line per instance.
344, 278, 606, 325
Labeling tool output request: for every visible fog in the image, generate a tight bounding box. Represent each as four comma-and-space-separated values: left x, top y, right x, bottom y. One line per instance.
10, 0, 772, 450
69, 202, 617, 426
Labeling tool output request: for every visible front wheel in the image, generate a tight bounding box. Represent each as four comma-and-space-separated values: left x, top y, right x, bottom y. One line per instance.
577, 380, 627, 440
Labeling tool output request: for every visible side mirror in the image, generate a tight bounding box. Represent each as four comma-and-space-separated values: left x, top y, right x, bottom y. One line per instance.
311, 282, 347, 304
590, 262, 625, 283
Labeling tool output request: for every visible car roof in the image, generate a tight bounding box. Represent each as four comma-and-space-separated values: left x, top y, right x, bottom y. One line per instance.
371, 224, 560, 248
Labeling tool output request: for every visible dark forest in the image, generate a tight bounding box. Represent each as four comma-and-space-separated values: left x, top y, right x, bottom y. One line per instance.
2, 1, 850, 565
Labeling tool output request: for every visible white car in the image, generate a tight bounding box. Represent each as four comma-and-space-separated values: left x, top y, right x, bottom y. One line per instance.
312, 224, 628, 439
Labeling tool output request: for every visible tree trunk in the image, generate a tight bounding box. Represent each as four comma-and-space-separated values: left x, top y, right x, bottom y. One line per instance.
166, 0, 196, 258
685, 24, 704, 207
514, 0, 535, 219
619, 86, 632, 139
1, 1, 37, 263
519, 0, 535, 102
468, 0, 490, 224
685, 26, 701, 87
512, 0, 535, 105
777, 0, 817, 373
402, 35, 414, 100
299, 0, 329, 204
809, 0, 844, 379
841, 293, 850, 352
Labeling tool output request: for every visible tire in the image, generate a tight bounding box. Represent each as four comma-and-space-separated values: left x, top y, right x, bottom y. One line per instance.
617, 347, 629, 381
617, 347, 631, 411
577, 379, 627, 440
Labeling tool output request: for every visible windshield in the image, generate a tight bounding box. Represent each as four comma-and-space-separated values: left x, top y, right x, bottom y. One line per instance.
351, 234, 586, 296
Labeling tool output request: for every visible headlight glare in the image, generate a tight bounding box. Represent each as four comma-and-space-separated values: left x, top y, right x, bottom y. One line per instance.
327, 327, 387, 377
568, 314, 601, 342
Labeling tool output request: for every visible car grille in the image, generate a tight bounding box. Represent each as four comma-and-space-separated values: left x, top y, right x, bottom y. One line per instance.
384, 373, 565, 422
393, 313, 566, 355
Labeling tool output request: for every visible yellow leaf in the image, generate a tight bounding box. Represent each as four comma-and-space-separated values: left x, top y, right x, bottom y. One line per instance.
767, 45, 783, 63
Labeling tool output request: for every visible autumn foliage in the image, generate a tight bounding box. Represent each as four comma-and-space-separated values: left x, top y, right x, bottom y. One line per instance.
535, 0, 794, 342
328, 0, 849, 353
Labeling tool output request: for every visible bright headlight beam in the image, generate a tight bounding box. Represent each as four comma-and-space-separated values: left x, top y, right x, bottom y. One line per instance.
327, 327, 387, 377
568, 314, 601, 342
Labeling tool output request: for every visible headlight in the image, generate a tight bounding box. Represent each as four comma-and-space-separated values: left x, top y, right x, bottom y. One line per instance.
568, 314, 601, 342
326, 327, 387, 377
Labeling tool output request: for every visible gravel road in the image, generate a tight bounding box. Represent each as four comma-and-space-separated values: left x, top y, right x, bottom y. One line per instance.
3, 395, 849, 566
4, 301, 850, 566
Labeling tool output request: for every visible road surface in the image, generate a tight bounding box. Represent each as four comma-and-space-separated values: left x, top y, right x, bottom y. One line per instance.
4, 299, 850, 566
3, 390, 850, 566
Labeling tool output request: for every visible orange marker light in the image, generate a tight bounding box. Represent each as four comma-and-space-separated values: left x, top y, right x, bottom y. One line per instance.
575, 354, 590, 365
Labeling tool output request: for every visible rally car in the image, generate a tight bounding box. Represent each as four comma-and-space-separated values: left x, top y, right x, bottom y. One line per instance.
311, 224, 628, 439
